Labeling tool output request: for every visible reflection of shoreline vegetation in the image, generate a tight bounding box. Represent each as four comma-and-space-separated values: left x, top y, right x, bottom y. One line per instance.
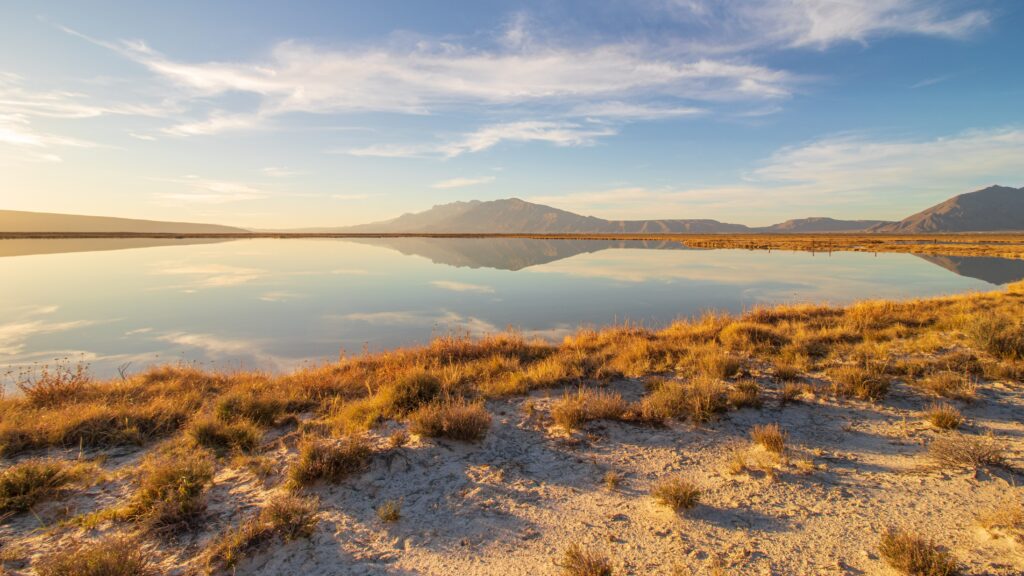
3, 232, 1024, 259
1, 283, 1023, 572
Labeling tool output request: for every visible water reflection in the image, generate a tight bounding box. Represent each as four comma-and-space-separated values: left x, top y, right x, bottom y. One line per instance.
1, 237, 1021, 380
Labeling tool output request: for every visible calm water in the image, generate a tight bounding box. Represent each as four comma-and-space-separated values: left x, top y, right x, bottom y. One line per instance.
3, 237, 1023, 379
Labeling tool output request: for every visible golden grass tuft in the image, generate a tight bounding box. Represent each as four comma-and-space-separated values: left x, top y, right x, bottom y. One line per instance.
718, 322, 789, 352
638, 376, 725, 424
186, 415, 262, 454
0, 458, 91, 514
287, 436, 371, 487
976, 495, 1023, 543
727, 379, 762, 409
923, 403, 963, 430
128, 447, 215, 529
376, 499, 401, 523
915, 372, 977, 402
750, 423, 788, 454
35, 535, 154, 576
408, 398, 491, 441
558, 543, 613, 576
203, 493, 319, 571
551, 388, 629, 432
14, 360, 92, 408
650, 476, 701, 512
828, 365, 889, 401
878, 528, 959, 576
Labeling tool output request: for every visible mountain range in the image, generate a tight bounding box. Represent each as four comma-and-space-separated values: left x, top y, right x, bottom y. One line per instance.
1, 185, 1020, 234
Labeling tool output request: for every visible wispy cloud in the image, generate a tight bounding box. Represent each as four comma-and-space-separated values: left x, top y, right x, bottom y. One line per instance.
567, 101, 705, 119
0, 113, 98, 163
0, 306, 94, 356
152, 175, 269, 204
153, 263, 266, 289
261, 166, 304, 177
337, 309, 499, 336
332, 193, 375, 200
430, 280, 495, 293
430, 176, 495, 189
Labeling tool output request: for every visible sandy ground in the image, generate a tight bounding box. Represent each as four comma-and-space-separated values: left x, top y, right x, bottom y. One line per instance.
4, 373, 1024, 575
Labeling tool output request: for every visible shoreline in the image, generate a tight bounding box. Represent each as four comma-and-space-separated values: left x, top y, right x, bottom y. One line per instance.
1, 285, 1022, 574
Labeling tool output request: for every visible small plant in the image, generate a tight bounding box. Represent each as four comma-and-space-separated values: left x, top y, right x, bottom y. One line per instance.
774, 363, 802, 382
926, 434, 1005, 470
750, 423, 788, 454
781, 381, 808, 404
976, 495, 1023, 543
727, 379, 762, 409
14, 359, 92, 408
916, 372, 977, 402
0, 458, 86, 514
650, 476, 701, 512
637, 377, 725, 423
829, 365, 889, 401
186, 416, 261, 454
602, 470, 622, 491
204, 493, 319, 571
408, 398, 491, 441
287, 436, 371, 487
376, 499, 401, 523
551, 388, 628, 432
924, 403, 963, 430
387, 429, 410, 448
35, 535, 154, 576
878, 528, 959, 576
694, 349, 742, 379
558, 543, 613, 576
129, 449, 215, 529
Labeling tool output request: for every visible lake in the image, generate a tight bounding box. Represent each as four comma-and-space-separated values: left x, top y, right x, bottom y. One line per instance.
3, 237, 1023, 380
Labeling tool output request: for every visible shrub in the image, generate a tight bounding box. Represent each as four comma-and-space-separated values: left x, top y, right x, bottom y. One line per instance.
926, 434, 1005, 470
129, 449, 215, 529
35, 535, 154, 576
408, 398, 491, 441
551, 388, 628, 432
287, 437, 371, 487
878, 528, 959, 576
829, 366, 889, 401
638, 377, 725, 423
693, 349, 742, 379
916, 372, 976, 402
727, 379, 762, 409
750, 423, 788, 454
377, 499, 401, 523
924, 404, 963, 430
969, 315, 1024, 360
215, 389, 284, 425
15, 360, 91, 408
558, 543, 613, 576
379, 370, 442, 416
718, 322, 788, 352
204, 493, 319, 571
602, 470, 622, 491
650, 476, 701, 512
186, 416, 261, 454
773, 362, 802, 382
0, 458, 86, 514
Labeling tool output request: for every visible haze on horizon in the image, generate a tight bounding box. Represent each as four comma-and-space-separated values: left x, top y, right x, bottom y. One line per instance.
1, 1, 1023, 229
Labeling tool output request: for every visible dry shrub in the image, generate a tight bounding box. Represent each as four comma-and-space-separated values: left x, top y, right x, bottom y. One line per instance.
559, 543, 613, 576
773, 362, 802, 382
969, 315, 1024, 360
215, 388, 284, 425
781, 381, 810, 404
186, 416, 261, 454
727, 379, 762, 409
129, 448, 215, 529
916, 372, 977, 402
287, 436, 371, 487
35, 535, 154, 576
651, 476, 701, 512
718, 322, 788, 352
879, 528, 959, 576
750, 423, 788, 454
204, 493, 319, 571
828, 365, 889, 401
976, 494, 1023, 543
408, 398, 491, 441
692, 348, 742, 379
376, 499, 401, 523
551, 388, 628, 432
0, 458, 89, 513
602, 470, 622, 491
924, 403, 963, 430
14, 360, 92, 408
926, 434, 1005, 470
638, 377, 725, 423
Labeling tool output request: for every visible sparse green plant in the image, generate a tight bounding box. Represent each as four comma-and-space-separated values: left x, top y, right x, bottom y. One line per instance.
558, 543, 613, 576
750, 423, 788, 454
287, 437, 371, 487
377, 499, 401, 523
878, 528, 959, 576
650, 476, 701, 512
408, 398, 491, 441
924, 403, 963, 430
35, 535, 154, 576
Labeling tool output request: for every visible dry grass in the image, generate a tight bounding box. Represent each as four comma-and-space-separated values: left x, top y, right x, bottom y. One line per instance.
750, 423, 788, 454
923, 403, 963, 430
976, 495, 1023, 543
203, 493, 319, 572
828, 365, 890, 401
637, 376, 726, 424
878, 528, 959, 576
916, 372, 977, 402
650, 476, 701, 512
551, 388, 629, 431
128, 447, 215, 529
0, 458, 91, 514
602, 470, 623, 491
287, 437, 372, 487
35, 535, 154, 576
558, 543, 613, 576
727, 379, 762, 409
13, 360, 92, 408
409, 398, 491, 441
186, 416, 262, 454
377, 499, 401, 523
925, 434, 1006, 470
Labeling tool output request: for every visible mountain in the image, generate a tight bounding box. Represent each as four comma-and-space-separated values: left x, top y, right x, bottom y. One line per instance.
871, 185, 1024, 233
914, 254, 1024, 285
762, 217, 893, 233
0, 210, 248, 234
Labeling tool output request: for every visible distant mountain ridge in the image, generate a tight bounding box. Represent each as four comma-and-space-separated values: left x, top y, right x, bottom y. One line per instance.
0, 210, 247, 234
871, 185, 1024, 233
326, 198, 894, 234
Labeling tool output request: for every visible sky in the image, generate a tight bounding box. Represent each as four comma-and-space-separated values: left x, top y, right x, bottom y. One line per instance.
1, 0, 1022, 228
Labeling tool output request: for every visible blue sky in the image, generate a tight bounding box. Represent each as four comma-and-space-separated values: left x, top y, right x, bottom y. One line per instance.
1, 0, 1022, 227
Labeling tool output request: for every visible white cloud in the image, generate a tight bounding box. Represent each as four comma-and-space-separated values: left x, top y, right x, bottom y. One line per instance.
349, 121, 617, 158
152, 175, 269, 204
430, 280, 495, 293
431, 176, 495, 189
568, 101, 705, 119
0, 113, 98, 163
0, 306, 93, 356
153, 263, 266, 289
261, 166, 303, 177
337, 309, 499, 336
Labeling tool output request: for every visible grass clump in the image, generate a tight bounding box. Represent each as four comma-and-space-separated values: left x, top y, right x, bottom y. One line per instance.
128, 448, 215, 529
35, 535, 154, 576
828, 365, 889, 401
287, 436, 371, 487
331, 369, 442, 432
14, 360, 92, 408
551, 388, 628, 432
750, 423, 788, 454
878, 528, 959, 576
409, 398, 491, 441
976, 495, 1023, 543
186, 416, 261, 454
638, 377, 725, 423
558, 543, 613, 576
926, 433, 1005, 470
0, 458, 89, 514
650, 476, 701, 512
727, 379, 762, 409
718, 322, 789, 352
923, 403, 963, 430
692, 348, 742, 379
204, 493, 319, 571
969, 315, 1024, 360
602, 470, 622, 491
376, 499, 401, 523
916, 372, 977, 402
